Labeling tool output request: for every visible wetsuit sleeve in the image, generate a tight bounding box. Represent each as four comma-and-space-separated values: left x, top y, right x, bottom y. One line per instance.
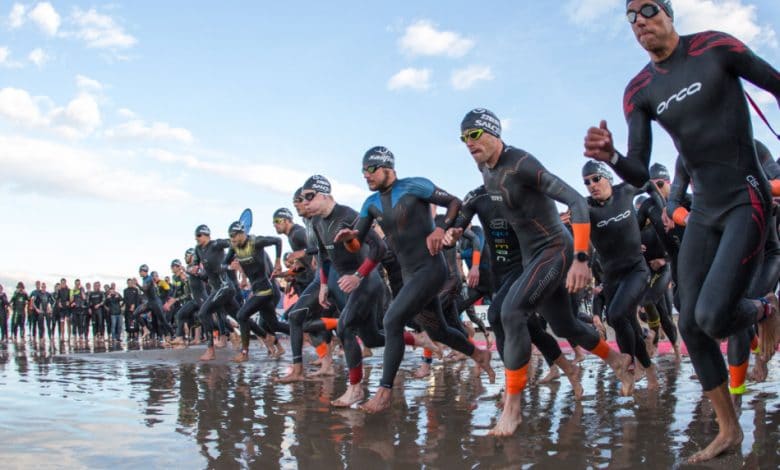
460, 227, 479, 250
223, 248, 236, 265
639, 182, 666, 213
354, 198, 377, 244
254, 235, 283, 260
667, 156, 691, 219
216, 239, 231, 250
617, 70, 654, 187
453, 190, 478, 230
521, 154, 590, 249
362, 226, 387, 264
428, 185, 461, 230
711, 32, 780, 102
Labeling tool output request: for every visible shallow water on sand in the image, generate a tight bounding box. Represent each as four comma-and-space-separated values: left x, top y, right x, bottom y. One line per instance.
0, 341, 777, 469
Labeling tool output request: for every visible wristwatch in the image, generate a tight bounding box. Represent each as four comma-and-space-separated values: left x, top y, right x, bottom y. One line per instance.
609, 152, 619, 165
575, 251, 590, 263
353, 271, 364, 280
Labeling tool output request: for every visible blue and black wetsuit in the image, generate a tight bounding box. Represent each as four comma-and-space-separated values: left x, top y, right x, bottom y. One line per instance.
353, 177, 474, 389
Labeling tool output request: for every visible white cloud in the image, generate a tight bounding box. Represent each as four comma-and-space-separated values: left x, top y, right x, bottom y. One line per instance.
399, 20, 474, 57
451, 65, 494, 90
117, 108, 136, 119
0, 134, 191, 203
0, 46, 9, 64
0, 47, 23, 68
388, 68, 432, 91
71, 8, 137, 49
674, 0, 777, 48
0, 87, 101, 138
29, 2, 60, 36
147, 149, 368, 204
8, 3, 25, 29
49, 93, 102, 137
565, 0, 777, 49
76, 74, 103, 91
0, 87, 47, 126
28, 48, 48, 67
106, 120, 194, 144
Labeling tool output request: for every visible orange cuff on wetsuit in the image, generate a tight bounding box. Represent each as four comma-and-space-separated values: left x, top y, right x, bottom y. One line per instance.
322, 317, 339, 331
471, 250, 481, 268
505, 365, 528, 395
729, 362, 748, 395
345, 238, 361, 253
771, 179, 780, 197
571, 223, 590, 254
672, 207, 689, 226
315, 342, 329, 358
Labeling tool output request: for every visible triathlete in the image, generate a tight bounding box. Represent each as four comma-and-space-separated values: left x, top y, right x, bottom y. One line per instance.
123, 278, 140, 341
224, 220, 286, 362
462, 108, 631, 436
583, 1, 780, 461
10, 282, 29, 342
171, 249, 209, 347
135, 265, 174, 343
88, 281, 106, 341
335, 146, 495, 413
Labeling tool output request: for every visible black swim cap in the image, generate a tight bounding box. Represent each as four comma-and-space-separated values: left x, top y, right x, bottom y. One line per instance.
228, 221, 245, 236
627, 0, 673, 20
362, 146, 395, 170
582, 161, 614, 183
649, 163, 670, 180
195, 224, 211, 236
273, 208, 294, 220
139, 264, 149, 273
460, 108, 501, 138
171, 259, 183, 268
185, 248, 195, 258
303, 175, 332, 194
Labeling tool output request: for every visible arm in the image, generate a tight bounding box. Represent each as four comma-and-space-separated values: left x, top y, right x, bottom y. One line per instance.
666, 156, 691, 226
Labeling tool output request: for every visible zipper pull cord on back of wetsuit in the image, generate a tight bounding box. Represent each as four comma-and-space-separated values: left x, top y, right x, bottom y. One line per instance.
745, 91, 780, 141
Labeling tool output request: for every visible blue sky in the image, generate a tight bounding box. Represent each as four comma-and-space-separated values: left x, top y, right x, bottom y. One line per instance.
1, 0, 779, 288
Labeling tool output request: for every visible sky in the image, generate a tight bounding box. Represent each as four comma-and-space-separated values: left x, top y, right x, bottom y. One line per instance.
1, 0, 779, 289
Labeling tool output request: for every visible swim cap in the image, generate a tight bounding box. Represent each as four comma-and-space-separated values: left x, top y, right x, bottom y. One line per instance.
171, 259, 183, 268
303, 175, 332, 194
627, 0, 673, 20
362, 146, 395, 170
649, 163, 670, 180
195, 224, 211, 236
228, 221, 245, 236
273, 208, 294, 220
139, 264, 149, 273
185, 248, 195, 258
582, 161, 614, 183
460, 108, 501, 138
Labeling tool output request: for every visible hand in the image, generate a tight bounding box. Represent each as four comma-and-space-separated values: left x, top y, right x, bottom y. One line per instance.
640, 244, 647, 253
649, 258, 667, 271
443, 227, 463, 246
592, 285, 603, 295
426, 227, 446, 256
318, 284, 330, 309
583, 120, 615, 162
338, 274, 361, 294
467, 265, 480, 288
565, 261, 592, 293
272, 260, 282, 278
661, 207, 675, 232
229, 259, 241, 271
334, 228, 358, 243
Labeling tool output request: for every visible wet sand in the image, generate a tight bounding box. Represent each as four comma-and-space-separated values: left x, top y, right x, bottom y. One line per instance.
0, 339, 777, 469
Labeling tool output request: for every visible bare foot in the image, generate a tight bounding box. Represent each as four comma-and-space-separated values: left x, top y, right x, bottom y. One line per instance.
471, 348, 495, 384
273, 341, 285, 359
645, 364, 659, 391
215, 336, 227, 349
562, 363, 584, 400
688, 427, 743, 463
673, 342, 682, 363
311, 354, 334, 376
229, 332, 241, 349
332, 384, 365, 407
360, 387, 392, 413
645, 330, 657, 358
749, 355, 768, 382
758, 293, 779, 361
275, 364, 306, 383
539, 365, 560, 384
411, 331, 442, 358
413, 362, 431, 379
573, 346, 586, 364
199, 347, 216, 361
608, 352, 635, 396
488, 392, 522, 436
232, 351, 248, 363
262, 335, 276, 355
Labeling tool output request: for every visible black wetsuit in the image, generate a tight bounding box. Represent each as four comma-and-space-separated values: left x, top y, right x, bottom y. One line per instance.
136, 274, 174, 338
87, 290, 105, 338
286, 224, 316, 296
31, 290, 53, 339
123, 286, 140, 337
588, 183, 656, 369
455, 225, 493, 316
639, 223, 677, 346
312, 203, 388, 379
225, 234, 287, 349
354, 176, 474, 389
0, 292, 8, 340
175, 263, 209, 339
55, 286, 70, 338
456, 185, 565, 367
194, 239, 240, 347
10, 291, 29, 338
616, 31, 780, 391
70, 287, 86, 338
477, 145, 602, 372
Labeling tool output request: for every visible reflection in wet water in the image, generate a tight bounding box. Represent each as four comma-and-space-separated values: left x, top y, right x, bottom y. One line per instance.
0, 341, 777, 469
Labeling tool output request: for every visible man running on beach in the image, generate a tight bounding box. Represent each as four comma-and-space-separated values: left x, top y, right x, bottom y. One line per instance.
584, 0, 780, 462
